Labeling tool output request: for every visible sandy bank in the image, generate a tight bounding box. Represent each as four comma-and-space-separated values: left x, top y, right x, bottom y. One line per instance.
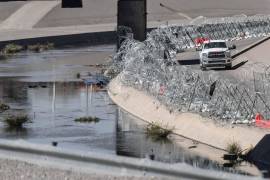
108, 77, 269, 151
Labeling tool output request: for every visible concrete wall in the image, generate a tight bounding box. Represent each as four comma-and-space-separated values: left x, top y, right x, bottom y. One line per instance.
0, 31, 116, 49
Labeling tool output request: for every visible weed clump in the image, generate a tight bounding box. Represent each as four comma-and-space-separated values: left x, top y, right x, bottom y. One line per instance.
146, 122, 172, 140
1, 44, 23, 55
74, 116, 100, 123
226, 141, 242, 154
27, 42, 54, 52
4, 115, 30, 128
0, 103, 10, 112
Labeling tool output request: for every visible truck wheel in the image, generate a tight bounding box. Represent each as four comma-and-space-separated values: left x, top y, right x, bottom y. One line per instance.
200, 65, 206, 71
225, 63, 232, 70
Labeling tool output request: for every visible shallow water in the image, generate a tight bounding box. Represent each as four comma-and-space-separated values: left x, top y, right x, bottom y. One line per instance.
0, 45, 114, 82
0, 46, 257, 176
0, 80, 116, 153
0, 79, 252, 175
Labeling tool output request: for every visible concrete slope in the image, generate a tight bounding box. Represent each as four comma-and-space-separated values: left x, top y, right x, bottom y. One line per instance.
108, 78, 269, 151
0, 1, 60, 30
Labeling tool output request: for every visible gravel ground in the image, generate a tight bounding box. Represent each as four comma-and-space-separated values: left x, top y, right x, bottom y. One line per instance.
0, 158, 167, 180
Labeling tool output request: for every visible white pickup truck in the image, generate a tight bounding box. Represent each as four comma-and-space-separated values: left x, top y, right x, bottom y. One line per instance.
199, 40, 236, 70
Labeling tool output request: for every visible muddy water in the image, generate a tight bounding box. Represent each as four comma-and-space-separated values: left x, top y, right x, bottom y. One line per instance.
0, 46, 254, 175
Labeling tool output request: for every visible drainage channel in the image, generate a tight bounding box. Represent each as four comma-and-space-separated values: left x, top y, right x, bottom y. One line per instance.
0, 45, 262, 178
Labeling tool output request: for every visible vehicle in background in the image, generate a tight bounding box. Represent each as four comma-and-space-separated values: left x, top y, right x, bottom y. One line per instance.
199, 40, 236, 70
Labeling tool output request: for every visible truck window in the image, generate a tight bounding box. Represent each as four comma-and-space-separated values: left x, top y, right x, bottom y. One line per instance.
204, 42, 227, 49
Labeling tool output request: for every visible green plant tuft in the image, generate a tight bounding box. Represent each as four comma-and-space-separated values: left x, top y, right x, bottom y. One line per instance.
27, 42, 54, 52
0, 103, 10, 112
226, 141, 242, 154
4, 115, 30, 128
146, 122, 172, 140
1, 44, 23, 55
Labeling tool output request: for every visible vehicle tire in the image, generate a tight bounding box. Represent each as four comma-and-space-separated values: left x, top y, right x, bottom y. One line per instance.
200, 65, 206, 71
225, 63, 232, 70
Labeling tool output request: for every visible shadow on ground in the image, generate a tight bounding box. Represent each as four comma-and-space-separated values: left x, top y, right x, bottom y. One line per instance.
177, 59, 200, 65
213, 60, 248, 71
177, 59, 248, 71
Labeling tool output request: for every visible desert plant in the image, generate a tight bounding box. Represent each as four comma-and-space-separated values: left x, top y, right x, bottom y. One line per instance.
146, 122, 173, 140
74, 116, 100, 123
226, 141, 242, 155
1, 44, 23, 55
4, 115, 30, 128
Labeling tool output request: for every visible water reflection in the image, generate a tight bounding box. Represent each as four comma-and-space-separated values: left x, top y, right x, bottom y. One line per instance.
116, 110, 252, 175
4, 127, 28, 137
0, 79, 116, 153
0, 78, 254, 175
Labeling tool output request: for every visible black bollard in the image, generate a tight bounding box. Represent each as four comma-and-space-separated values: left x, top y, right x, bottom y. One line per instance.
62, 0, 83, 8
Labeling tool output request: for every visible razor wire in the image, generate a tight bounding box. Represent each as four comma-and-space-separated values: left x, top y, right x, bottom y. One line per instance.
106, 15, 270, 124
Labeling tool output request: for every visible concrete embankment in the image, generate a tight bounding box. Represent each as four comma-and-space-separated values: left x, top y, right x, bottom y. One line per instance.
0, 28, 116, 49
108, 77, 268, 151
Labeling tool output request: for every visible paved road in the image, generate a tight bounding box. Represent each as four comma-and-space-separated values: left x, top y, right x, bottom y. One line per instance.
176, 37, 270, 83
0, 1, 60, 30
0, 0, 269, 43
36, 0, 270, 28
235, 37, 270, 65
176, 38, 262, 64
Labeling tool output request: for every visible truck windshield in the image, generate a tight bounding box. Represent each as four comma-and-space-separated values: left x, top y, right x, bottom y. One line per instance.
204, 42, 227, 49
